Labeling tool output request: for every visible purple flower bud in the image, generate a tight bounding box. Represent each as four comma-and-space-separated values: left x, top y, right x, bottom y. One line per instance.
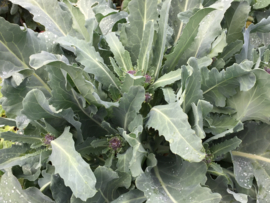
127, 70, 136, 75
145, 93, 151, 102
44, 134, 54, 145
109, 137, 122, 151
145, 75, 151, 83
265, 67, 270, 74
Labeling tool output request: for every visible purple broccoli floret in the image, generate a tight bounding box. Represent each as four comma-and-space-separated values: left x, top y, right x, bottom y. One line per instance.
127, 70, 136, 75
145, 75, 151, 83
44, 134, 54, 145
265, 67, 270, 74
109, 137, 122, 151
145, 93, 152, 102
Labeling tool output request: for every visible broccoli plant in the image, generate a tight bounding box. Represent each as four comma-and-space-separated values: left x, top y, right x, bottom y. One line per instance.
1, 0, 270, 202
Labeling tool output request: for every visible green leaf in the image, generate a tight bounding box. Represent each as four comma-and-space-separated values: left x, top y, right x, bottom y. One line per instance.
21, 89, 83, 142
105, 32, 133, 73
191, 100, 213, 139
100, 11, 128, 35
219, 40, 243, 62
227, 189, 248, 203
0, 17, 52, 103
0, 117, 16, 126
210, 136, 242, 158
146, 102, 205, 162
136, 154, 222, 203
181, 0, 232, 62
151, 69, 181, 90
236, 16, 270, 63
57, 35, 121, 90
71, 167, 131, 203
228, 69, 270, 124
207, 30, 227, 58
169, 0, 202, 44
201, 61, 255, 107
77, 0, 95, 20
51, 174, 72, 203
205, 114, 241, 135
162, 87, 176, 104
9, 0, 81, 37
121, 0, 158, 63
151, 0, 171, 79
180, 58, 203, 113
46, 65, 110, 139
225, 1, 250, 44
253, 0, 270, 9
121, 127, 147, 177
116, 147, 133, 174
163, 8, 215, 72
137, 20, 155, 74
49, 127, 96, 201
61, 0, 90, 41
0, 169, 54, 203
206, 175, 236, 203
112, 86, 145, 131
0, 131, 43, 145
0, 144, 44, 170
111, 189, 146, 203
231, 122, 270, 201
30, 52, 116, 108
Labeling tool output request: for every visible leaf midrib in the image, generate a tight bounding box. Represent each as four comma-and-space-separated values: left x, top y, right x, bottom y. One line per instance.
232, 151, 270, 163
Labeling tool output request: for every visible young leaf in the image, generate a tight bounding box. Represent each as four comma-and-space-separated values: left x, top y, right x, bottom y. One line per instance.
178, 0, 233, 64
112, 86, 145, 131
105, 32, 133, 73
61, 0, 90, 41
210, 136, 242, 158
163, 8, 215, 72
225, 1, 251, 44
121, 127, 147, 177
121, 0, 158, 63
169, 0, 202, 44
151, 69, 181, 90
151, 0, 171, 79
146, 102, 205, 162
137, 20, 155, 74
180, 57, 203, 113
162, 87, 176, 104
191, 100, 213, 139
49, 127, 97, 201
57, 35, 121, 90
